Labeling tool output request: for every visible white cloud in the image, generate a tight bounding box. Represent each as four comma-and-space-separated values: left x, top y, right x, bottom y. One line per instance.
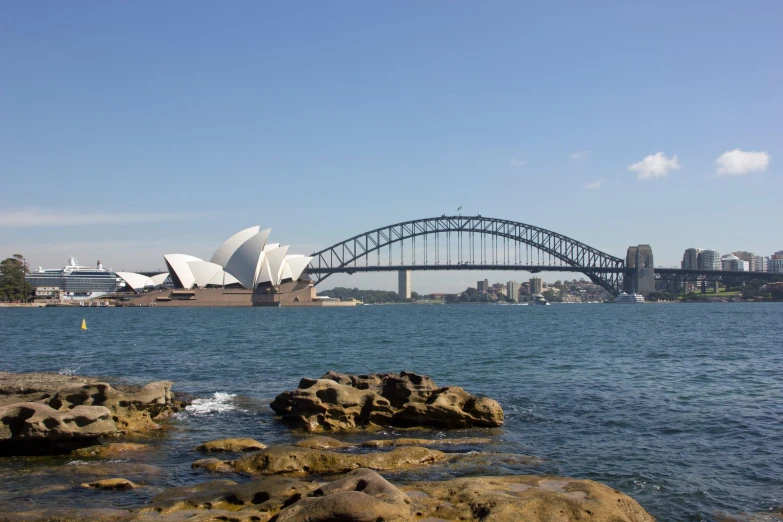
570, 150, 590, 161
584, 179, 603, 190
509, 157, 526, 168
715, 149, 769, 176
0, 209, 205, 228
628, 152, 681, 180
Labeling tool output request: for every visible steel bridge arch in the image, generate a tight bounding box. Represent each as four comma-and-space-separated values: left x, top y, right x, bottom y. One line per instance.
307, 216, 626, 295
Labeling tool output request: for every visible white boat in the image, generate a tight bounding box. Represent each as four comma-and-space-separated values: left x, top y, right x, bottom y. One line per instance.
614, 292, 645, 304
531, 294, 550, 306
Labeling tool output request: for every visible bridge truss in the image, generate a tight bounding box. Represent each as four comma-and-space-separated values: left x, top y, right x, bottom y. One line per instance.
307, 216, 626, 295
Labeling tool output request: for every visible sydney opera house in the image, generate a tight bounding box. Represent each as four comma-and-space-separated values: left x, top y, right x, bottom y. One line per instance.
116, 226, 333, 307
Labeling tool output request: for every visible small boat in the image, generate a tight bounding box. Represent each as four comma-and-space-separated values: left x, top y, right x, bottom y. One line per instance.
531, 294, 550, 306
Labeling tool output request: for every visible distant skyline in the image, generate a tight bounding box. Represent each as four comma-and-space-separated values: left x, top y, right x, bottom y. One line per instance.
1, 2, 780, 293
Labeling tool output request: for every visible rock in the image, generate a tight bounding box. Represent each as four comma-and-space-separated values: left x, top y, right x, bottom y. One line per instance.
276, 468, 411, 522
394, 386, 506, 428
44, 380, 176, 433
196, 437, 266, 453
127, 477, 319, 521
402, 475, 655, 522
0, 507, 130, 521
192, 458, 234, 473
295, 435, 352, 449
362, 437, 493, 448
0, 372, 183, 438
71, 442, 149, 458
271, 371, 503, 431
271, 378, 396, 431
223, 445, 445, 475
81, 478, 139, 490
0, 402, 117, 453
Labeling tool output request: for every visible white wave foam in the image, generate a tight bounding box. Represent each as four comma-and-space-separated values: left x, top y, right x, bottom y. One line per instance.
179, 392, 238, 416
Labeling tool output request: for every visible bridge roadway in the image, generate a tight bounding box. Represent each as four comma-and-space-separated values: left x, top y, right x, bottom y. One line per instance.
307, 264, 625, 275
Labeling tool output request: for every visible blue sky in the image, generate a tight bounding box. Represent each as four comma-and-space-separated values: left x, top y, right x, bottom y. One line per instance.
1, 2, 780, 292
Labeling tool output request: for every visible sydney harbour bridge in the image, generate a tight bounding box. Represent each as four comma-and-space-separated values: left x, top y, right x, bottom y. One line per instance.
305, 215, 777, 296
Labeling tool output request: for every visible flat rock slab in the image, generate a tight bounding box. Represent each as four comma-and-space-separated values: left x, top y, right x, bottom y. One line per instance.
402, 475, 656, 522
271, 371, 504, 432
196, 437, 266, 453
123, 469, 655, 522
199, 445, 446, 475
82, 478, 139, 490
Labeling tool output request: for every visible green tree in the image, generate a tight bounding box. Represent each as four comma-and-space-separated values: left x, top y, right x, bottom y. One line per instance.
0, 254, 32, 302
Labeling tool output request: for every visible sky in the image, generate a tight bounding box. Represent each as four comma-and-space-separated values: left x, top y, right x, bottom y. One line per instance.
1, 2, 781, 293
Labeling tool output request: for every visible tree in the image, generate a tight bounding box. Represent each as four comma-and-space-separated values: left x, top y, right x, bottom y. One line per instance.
0, 255, 32, 302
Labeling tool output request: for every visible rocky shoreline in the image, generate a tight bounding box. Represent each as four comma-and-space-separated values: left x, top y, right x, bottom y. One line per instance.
0, 370, 657, 521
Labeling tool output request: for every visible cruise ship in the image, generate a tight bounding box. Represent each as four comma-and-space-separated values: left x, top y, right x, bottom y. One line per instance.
25, 257, 126, 300
614, 292, 645, 304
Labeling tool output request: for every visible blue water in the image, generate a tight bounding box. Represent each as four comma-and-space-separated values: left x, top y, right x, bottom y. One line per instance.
0, 303, 781, 520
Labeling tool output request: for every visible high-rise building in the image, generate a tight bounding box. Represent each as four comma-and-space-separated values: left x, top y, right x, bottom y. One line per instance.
721, 254, 749, 272
506, 280, 519, 302
698, 250, 721, 270
751, 255, 767, 272
529, 277, 543, 294
768, 257, 783, 273
477, 279, 489, 293
681, 248, 701, 269
398, 270, 411, 299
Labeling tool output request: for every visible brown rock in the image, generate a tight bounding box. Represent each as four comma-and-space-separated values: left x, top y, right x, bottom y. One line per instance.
196, 437, 266, 453
402, 475, 655, 522
362, 437, 493, 448
395, 386, 505, 428
0, 402, 117, 440
295, 435, 351, 449
270, 378, 396, 431
71, 442, 149, 458
271, 371, 503, 432
276, 468, 411, 522
225, 445, 445, 475
81, 478, 139, 490
130, 477, 319, 520
0, 372, 182, 438
192, 458, 234, 473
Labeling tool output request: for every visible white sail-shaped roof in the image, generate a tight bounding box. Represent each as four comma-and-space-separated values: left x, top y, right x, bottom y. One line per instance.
256, 245, 289, 286
207, 270, 240, 286
116, 272, 154, 290
210, 226, 262, 267
187, 260, 225, 288
282, 255, 312, 282
224, 230, 271, 290
163, 254, 202, 289
149, 273, 169, 286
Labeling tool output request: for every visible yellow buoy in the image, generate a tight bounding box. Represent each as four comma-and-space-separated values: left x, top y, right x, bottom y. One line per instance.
80, 319, 87, 330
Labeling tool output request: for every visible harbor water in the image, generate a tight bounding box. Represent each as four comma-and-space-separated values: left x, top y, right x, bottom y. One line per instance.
0, 303, 781, 520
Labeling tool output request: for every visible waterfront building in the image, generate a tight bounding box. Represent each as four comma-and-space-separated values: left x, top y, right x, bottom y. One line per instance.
681, 248, 701, 269
398, 270, 412, 299
529, 277, 543, 294
506, 280, 519, 302
477, 279, 489, 293
698, 250, 721, 270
